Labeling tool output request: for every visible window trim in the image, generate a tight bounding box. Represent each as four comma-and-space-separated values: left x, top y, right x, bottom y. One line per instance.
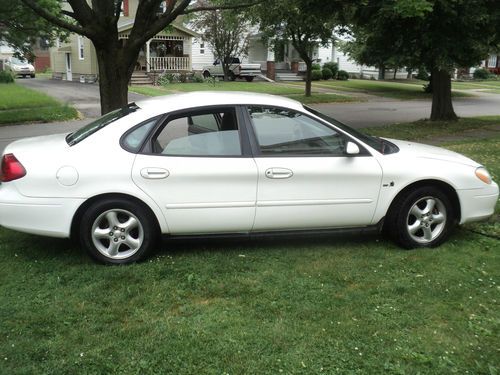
241, 105, 371, 158
119, 115, 163, 153
138, 105, 253, 158
77, 36, 84, 60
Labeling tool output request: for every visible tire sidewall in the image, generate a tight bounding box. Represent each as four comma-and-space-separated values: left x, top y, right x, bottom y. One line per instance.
80, 199, 158, 264
392, 186, 454, 249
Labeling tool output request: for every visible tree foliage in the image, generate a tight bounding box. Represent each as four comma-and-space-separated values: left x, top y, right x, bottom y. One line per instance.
192, 0, 253, 81
0, 0, 67, 58
18, 0, 260, 114
347, 0, 500, 121
250, 0, 348, 96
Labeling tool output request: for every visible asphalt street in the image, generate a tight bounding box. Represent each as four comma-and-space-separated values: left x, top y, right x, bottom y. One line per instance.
1, 78, 500, 154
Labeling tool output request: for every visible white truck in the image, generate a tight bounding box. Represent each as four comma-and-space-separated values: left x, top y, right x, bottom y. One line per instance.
202, 57, 262, 82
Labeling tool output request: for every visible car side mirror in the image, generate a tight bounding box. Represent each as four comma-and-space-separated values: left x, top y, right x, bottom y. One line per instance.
213, 60, 219, 66
345, 141, 360, 155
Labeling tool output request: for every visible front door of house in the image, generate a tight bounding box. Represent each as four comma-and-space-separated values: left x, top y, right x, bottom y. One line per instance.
65, 53, 72, 81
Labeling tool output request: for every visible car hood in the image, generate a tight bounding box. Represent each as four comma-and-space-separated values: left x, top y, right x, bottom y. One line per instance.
12, 63, 34, 69
385, 138, 480, 167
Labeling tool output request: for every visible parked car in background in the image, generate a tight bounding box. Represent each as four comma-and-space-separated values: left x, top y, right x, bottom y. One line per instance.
0, 92, 498, 265
202, 57, 261, 82
4, 57, 35, 78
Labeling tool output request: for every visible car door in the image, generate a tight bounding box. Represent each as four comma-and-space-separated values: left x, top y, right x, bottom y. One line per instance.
244, 106, 383, 231
131, 106, 258, 234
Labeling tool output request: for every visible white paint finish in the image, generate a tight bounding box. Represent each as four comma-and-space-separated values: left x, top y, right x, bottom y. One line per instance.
0, 92, 498, 241
65, 53, 72, 81
56, 166, 79, 186
131, 155, 258, 234
252, 156, 383, 230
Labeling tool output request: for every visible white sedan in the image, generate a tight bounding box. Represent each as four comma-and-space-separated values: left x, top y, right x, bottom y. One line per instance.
0, 92, 498, 264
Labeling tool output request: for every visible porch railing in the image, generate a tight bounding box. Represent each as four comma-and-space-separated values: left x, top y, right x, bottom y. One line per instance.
149, 57, 190, 71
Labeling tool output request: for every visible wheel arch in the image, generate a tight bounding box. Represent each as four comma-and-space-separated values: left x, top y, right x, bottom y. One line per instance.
70, 193, 162, 240
386, 179, 461, 225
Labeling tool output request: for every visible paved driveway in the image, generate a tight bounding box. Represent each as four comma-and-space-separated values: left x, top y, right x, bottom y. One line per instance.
18, 78, 146, 118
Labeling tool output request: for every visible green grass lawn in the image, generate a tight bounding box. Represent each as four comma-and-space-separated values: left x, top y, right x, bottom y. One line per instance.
130, 81, 356, 103
291, 79, 474, 100
0, 117, 499, 374
452, 79, 500, 90
364, 115, 500, 142
0, 83, 78, 124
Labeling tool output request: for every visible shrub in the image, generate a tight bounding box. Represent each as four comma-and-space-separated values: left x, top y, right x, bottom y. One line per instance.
0, 70, 14, 83
415, 68, 429, 81
322, 67, 333, 80
312, 63, 321, 71
337, 70, 349, 80
322, 62, 338, 77
158, 72, 182, 85
191, 73, 204, 83
473, 68, 492, 80
311, 69, 323, 81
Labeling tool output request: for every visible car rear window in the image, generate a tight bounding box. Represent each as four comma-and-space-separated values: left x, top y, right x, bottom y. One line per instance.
66, 103, 139, 146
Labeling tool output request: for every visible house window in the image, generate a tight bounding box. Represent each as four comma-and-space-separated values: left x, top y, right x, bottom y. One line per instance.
487, 54, 497, 68
158, 1, 166, 14
200, 42, 205, 55
78, 36, 84, 60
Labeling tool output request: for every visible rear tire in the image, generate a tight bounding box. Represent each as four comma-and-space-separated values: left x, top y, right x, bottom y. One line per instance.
386, 186, 455, 249
245, 76, 255, 82
203, 70, 211, 79
79, 198, 159, 264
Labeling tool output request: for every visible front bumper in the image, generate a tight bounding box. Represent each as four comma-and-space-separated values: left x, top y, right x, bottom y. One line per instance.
0, 183, 84, 238
457, 182, 499, 224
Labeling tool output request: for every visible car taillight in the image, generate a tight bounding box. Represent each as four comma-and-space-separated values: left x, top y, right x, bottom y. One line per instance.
0, 154, 26, 182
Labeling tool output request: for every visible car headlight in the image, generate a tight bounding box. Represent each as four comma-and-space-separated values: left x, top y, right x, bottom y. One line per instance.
12, 65, 20, 71
475, 167, 492, 184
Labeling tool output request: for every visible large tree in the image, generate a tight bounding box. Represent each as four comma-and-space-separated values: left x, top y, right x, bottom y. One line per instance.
192, 1, 253, 81
20, 0, 259, 114
0, 0, 66, 58
251, 0, 348, 97
348, 0, 500, 121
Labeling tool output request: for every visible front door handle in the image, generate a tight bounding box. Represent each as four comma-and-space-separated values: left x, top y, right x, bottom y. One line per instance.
265, 168, 293, 179
140, 167, 169, 179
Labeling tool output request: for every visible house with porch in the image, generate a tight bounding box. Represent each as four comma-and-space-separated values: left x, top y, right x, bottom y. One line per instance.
192, 33, 407, 81
50, 0, 197, 83
483, 53, 500, 75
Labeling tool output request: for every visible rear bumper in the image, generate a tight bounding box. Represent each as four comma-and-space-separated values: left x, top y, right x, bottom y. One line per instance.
457, 182, 499, 224
0, 183, 84, 238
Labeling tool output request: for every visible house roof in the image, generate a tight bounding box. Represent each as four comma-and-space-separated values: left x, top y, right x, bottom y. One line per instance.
117, 19, 199, 38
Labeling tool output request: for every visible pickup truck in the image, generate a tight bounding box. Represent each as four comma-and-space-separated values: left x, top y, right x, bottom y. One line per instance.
202, 57, 261, 82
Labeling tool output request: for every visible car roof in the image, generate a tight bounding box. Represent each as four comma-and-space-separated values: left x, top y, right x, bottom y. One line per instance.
135, 91, 304, 115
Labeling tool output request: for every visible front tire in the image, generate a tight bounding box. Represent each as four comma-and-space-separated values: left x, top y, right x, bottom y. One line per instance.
79, 198, 159, 264
386, 186, 455, 249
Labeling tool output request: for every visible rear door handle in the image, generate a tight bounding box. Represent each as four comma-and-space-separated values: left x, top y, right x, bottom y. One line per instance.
265, 168, 293, 179
140, 167, 169, 179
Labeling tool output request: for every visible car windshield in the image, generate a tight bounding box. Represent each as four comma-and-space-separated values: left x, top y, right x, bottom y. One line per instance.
11, 57, 28, 65
304, 106, 398, 155
66, 103, 139, 146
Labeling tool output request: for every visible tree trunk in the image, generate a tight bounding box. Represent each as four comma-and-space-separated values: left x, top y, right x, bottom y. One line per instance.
430, 68, 457, 121
305, 62, 312, 97
393, 68, 397, 80
95, 46, 136, 115
378, 65, 385, 80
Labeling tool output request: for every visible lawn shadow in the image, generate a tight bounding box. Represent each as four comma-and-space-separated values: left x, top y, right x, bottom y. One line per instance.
159, 231, 390, 257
